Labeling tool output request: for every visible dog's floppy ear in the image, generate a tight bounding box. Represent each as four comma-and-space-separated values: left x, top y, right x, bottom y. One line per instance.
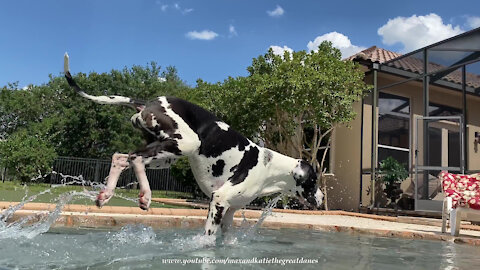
293, 160, 312, 185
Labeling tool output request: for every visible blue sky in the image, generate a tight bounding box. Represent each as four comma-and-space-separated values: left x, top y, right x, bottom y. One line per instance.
1, 0, 479, 88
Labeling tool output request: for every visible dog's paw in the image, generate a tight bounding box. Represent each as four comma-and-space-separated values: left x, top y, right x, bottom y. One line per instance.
138, 191, 151, 210
95, 190, 113, 208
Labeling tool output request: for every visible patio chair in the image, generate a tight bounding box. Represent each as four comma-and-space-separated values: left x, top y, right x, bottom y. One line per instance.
440, 171, 480, 236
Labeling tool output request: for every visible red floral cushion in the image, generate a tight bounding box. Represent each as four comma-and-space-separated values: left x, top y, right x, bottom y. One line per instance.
440, 171, 480, 210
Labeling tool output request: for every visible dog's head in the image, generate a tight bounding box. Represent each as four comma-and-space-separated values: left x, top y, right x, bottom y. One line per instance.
292, 160, 323, 209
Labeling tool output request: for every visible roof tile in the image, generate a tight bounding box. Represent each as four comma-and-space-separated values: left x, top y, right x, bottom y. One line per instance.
348, 46, 480, 90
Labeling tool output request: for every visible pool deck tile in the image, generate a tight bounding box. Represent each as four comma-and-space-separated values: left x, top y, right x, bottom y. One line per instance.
3, 201, 480, 245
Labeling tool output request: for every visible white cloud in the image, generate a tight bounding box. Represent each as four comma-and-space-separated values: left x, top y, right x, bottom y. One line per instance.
378, 13, 464, 53
229, 24, 238, 37
269, 45, 293, 58
186, 30, 218, 40
182, 8, 194, 15
466, 16, 480, 29
160, 3, 192, 15
307, 32, 366, 58
267, 5, 284, 17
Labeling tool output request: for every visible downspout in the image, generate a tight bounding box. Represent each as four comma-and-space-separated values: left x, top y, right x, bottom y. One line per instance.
422, 49, 429, 202
462, 66, 467, 173
370, 63, 379, 208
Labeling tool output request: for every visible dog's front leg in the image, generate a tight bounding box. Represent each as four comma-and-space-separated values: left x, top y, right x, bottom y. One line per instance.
221, 207, 238, 234
130, 155, 151, 210
96, 153, 129, 207
205, 192, 229, 236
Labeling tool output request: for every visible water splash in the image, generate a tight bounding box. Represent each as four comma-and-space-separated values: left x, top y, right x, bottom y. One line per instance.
224, 195, 282, 245
108, 224, 158, 246
251, 195, 282, 231
0, 191, 92, 239
0, 172, 102, 239
164, 196, 283, 249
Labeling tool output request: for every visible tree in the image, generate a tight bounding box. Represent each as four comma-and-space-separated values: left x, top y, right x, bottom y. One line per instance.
0, 128, 57, 182
195, 41, 370, 209
0, 63, 193, 182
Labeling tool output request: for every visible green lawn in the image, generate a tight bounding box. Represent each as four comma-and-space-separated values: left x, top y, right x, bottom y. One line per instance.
0, 181, 192, 209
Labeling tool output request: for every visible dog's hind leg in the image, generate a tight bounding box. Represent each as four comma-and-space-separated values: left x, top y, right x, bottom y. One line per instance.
129, 155, 151, 210
96, 153, 129, 208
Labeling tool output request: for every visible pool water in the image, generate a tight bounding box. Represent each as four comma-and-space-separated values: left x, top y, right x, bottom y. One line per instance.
0, 225, 479, 270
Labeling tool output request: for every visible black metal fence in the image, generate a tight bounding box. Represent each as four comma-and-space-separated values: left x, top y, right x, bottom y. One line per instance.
51, 156, 192, 194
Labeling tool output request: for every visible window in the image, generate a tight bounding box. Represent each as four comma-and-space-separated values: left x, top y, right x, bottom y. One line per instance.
378, 92, 410, 168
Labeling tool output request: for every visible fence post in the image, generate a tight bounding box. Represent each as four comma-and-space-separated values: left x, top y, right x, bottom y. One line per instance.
94, 159, 100, 183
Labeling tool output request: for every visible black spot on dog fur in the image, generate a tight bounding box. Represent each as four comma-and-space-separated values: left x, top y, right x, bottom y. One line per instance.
214, 205, 225, 225
166, 97, 250, 158
140, 101, 182, 140
229, 146, 259, 186
198, 124, 249, 158
212, 160, 225, 177
134, 139, 182, 157
264, 149, 273, 165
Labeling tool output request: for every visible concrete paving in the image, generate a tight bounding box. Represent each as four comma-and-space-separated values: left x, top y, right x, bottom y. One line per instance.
2, 201, 480, 246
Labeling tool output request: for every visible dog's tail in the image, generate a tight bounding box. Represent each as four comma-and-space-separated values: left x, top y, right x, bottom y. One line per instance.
63, 53, 145, 111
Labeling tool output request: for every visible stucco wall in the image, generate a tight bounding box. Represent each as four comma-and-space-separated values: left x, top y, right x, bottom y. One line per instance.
330, 102, 362, 211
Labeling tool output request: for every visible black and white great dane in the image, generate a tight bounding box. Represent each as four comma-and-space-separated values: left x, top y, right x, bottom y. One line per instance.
63, 54, 323, 236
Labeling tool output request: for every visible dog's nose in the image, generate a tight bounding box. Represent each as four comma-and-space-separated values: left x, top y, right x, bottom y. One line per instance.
306, 196, 317, 207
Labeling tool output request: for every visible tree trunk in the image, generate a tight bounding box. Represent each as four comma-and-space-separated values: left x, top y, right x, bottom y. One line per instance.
319, 138, 331, 210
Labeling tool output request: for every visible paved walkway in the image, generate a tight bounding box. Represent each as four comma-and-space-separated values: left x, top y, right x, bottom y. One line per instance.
2, 201, 480, 246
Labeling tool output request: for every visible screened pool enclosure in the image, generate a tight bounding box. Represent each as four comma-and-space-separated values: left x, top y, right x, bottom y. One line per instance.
367, 27, 480, 211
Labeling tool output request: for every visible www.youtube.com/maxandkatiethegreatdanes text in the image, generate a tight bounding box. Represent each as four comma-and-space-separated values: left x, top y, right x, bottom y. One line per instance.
162, 257, 319, 266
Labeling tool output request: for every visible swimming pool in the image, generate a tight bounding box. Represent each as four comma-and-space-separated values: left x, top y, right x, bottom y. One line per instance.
0, 225, 479, 269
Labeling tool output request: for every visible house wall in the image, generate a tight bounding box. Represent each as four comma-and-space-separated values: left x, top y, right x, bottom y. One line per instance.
467, 98, 480, 171
329, 101, 362, 211
331, 70, 480, 211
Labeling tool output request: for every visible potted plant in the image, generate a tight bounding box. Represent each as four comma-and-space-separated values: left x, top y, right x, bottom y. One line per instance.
378, 157, 408, 209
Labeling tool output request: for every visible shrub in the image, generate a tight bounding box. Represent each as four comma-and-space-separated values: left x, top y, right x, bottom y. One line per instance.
378, 156, 408, 207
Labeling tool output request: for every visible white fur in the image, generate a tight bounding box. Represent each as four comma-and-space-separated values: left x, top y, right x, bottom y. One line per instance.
158, 97, 201, 154
216, 121, 230, 131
